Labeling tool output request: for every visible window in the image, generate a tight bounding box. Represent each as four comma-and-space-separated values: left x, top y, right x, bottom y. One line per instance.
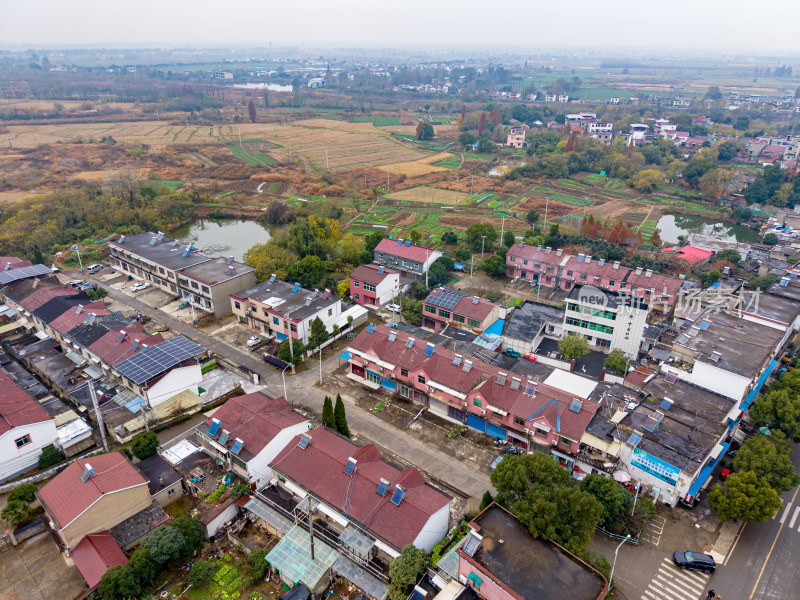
239, 316, 248, 325
453, 314, 465, 324
425, 305, 437, 314
401, 368, 408, 377
167, 488, 175, 496
290, 324, 297, 332
473, 399, 482, 407
580, 273, 587, 280
438, 309, 450, 318
536, 427, 548, 438
355, 294, 360, 300
468, 318, 480, 327
367, 371, 381, 384
231, 455, 247, 469
522, 259, 528, 265
609, 280, 615, 287
567, 270, 573, 276
417, 374, 427, 384
560, 436, 571, 446
235, 301, 241, 310
354, 281, 360, 288
273, 316, 280, 325
510, 257, 516, 262
364, 283, 376, 292
15, 434, 31, 448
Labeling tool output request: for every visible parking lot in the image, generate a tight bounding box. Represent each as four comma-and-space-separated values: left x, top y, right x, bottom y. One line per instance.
0, 533, 86, 600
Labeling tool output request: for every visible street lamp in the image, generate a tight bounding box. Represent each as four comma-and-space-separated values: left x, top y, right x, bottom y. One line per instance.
481, 235, 487, 264
609, 534, 631, 588
70, 245, 84, 274
281, 363, 289, 400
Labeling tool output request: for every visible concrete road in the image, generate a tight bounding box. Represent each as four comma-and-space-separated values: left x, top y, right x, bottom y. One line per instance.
75, 269, 494, 500
0, 532, 86, 600
712, 444, 800, 600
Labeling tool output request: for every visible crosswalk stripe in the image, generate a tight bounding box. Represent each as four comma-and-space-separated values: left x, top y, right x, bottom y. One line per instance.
661, 560, 708, 585
642, 591, 661, 600
781, 501, 793, 524
655, 573, 703, 596
649, 577, 690, 600
658, 569, 707, 590
789, 506, 800, 529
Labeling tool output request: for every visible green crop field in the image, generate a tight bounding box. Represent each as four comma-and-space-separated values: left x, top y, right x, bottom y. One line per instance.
354, 116, 401, 126
433, 156, 461, 169
227, 144, 277, 165
152, 180, 183, 189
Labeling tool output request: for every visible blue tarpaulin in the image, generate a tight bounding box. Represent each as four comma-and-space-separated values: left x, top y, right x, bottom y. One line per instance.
453, 262, 467, 272
276, 332, 288, 342
686, 441, 730, 500
339, 351, 350, 360
740, 359, 779, 412
484, 318, 505, 336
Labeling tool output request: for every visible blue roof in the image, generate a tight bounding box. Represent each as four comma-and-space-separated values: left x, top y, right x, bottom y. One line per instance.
484, 318, 505, 336
453, 262, 467, 271
686, 441, 730, 499
740, 359, 779, 412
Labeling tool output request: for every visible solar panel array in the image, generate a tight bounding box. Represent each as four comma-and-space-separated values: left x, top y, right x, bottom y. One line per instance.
115, 336, 205, 385
388, 331, 397, 342
524, 381, 537, 396
0, 264, 52, 285
659, 399, 673, 411
452, 354, 462, 366
219, 430, 230, 445
510, 377, 521, 391
405, 337, 415, 349
699, 319, 711, 330
627, 432, 642, 447
425, 289, 464, 311
462, 533, 481, 557
569, 399, 583, 413
664, 371, 678, 384
208, 419, 221, 437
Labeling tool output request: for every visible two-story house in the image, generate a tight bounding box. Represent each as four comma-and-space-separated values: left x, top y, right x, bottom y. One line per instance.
422, 288, 502, 333
373, 238, 442, 281
349, 264, 400, 308
108, 232, 256, 317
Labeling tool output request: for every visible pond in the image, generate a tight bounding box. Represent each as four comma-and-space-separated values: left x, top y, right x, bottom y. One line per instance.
231, 82, 293, 92
170, 219, 274, 262
656, 212, 761, 245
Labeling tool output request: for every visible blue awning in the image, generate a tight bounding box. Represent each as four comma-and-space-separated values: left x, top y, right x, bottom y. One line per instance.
339, 351, 350, 360
686, 441, 730, 500
276, 332, 288, 342
740, 359, 779, 412
453, 262, 466, 271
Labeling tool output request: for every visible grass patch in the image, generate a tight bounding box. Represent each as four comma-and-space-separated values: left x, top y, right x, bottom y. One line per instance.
433, 156, 461, 169
354, 116, 401, 126
152, 180, 184, 190
227, 144, 277, 166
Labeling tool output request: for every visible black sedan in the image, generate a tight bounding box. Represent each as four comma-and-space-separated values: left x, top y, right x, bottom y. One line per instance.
672, 551, 716, 574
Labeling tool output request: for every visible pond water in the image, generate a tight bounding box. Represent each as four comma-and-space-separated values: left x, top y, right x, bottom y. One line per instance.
231, 83, 293, 92
656, 213, 761, 245
170, 219, 273, 262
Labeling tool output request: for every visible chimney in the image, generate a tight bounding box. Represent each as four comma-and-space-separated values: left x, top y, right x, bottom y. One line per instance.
645, 269, 653, 278
613, 261, 620, 270
635, 267, 642, 275
556, 248, 563, 256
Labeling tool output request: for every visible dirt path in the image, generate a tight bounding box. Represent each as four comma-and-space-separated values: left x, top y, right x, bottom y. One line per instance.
638, 204, 659, 232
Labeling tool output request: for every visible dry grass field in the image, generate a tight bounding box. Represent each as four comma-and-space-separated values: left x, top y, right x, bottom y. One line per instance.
384, 185, 463, 205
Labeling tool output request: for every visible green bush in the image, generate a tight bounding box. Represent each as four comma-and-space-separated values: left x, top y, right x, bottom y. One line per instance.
8, 483, 37, 503
131, 430, 159, 460
38, 445, 63, 470
248, 549, 270, 584
188, 559, 216, 587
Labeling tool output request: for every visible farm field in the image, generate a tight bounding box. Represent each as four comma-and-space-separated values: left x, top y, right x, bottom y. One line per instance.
353, 115, 401, 126
381, 151, 457, 177
385, 186, 463, 205
227, 143, 277, 165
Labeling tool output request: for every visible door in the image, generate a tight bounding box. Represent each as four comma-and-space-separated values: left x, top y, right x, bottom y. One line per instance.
486, 423, 507, 440
466, 414, 486, 432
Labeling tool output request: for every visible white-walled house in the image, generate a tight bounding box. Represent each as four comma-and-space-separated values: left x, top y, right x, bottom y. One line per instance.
195, 392, 309, 488
145, 364, 203, 408
0, 370, 58, 482
349, 264, 400, 308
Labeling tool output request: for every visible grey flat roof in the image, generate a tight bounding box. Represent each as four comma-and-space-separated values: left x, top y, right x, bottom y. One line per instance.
737, 291, 800, 325
675, 310, 783, 377
239, 279, 339, 321
503, 301, 564, 342
110, 232, 209, 271
567, 285, 648, 311
470, 506, 605, 599
180, 256, 254, 287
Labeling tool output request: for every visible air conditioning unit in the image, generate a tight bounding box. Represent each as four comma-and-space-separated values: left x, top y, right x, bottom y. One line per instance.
462, 401, 468, 407
390, 373, 395, 379
523, 428, 531, 435
480, 409, 486, 415
551, 439, 558, 445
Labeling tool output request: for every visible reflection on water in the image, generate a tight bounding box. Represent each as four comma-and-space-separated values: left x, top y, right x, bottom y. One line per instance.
231, 83, 293, 91
656, 213, 760, 245
170, 219, 274, 262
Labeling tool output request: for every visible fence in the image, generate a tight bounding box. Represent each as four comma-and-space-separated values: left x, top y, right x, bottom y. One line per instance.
594, 524, 640, 545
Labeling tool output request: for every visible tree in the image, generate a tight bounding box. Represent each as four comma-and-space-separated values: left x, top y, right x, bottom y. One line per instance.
703, 270, 722, 287
334, 394, 350, 437
337, 233, 366, 265
490, 453, 571, 506
291, 255, 327, 287
248, 101, 256, 123
478, 112, 487, 134
278, 338, 306, 366
409, 281, 429, 300
244, 243, 294, 282
526, 210, 540, 230
630, 169, 665, 193
503, 231, 516, 248
734, 115, 751, 131
8, 483, 37, 503
337, 278, 350, 298
459, 131, 476, 149
708, 471, 782, 523
38, 444, 62, 469
604, 349, 628, 375
128, 546, 158, 585
482, 254, 507, 278
734, 432, 800, 493
415, 122, 434, 141
401, 297, 423, 325
649, 228, 662, 249
427, 262, 449, 286
169, 516, 205, 558
683, 155, 716, 186
1, 500, 33, 529
249, 549, 270, 584
477, 137, 495, 153
747, 274, 779, 291
455, 248, 471, 262
409, 229, 423, 245
388, 544, 430, 600
717, 140, 741, 161
706, 85, 722, 99
97, 565, 140, 600
441, 231, 458, 245
751, 370, 800, 440
579, 474, 631, 526
322, 396, 335, 428
479, 491, 494, 512
763, 233, 779, 245
309, 317, 329, 350
189, 559, 215, 587
131, 430, 159, 460
141, 525, 187, 566
558, 333, 590, 360
465, 222, 498, 252
714, 249, 742, 265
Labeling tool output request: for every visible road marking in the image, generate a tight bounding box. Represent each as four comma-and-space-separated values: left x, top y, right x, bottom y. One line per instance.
640, 559, 711, 600
790, 506, 800, 529
723, 521, 746, 565
654, 573, 699, 597
749, 485, 800, 600
780, 501, 792, 524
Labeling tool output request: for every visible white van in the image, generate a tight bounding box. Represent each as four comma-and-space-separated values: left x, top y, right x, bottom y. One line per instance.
86, 264, 103, 274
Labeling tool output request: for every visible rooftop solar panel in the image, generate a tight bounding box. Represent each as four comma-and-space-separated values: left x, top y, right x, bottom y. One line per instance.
218, 430, 230, 445
344, 457, 357, 475
462, 533, 481, 557
0, 264, 53, 285
664, 372, 678, 384
208, 418, 221, 437
376, 478, 390, 496
627, 432, 642, 447
659, 399, 673, 411
269, 274, 277, 282
569, 399, 583, 413
388, 331, 397, 342
699, 319, 711, 330
115, 336, 205, 385
426, 289, 464, 311
298, 434, 311, 449
510, 377, 521, 391
424, 343, 435, 357
452, 354, 462, 366
230, 438, 244, 455
524, 381, 537, 396
390, 485, 405, 506
405, 337, 415, 349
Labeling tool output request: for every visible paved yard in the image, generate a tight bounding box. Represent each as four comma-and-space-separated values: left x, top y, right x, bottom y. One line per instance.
0, 532, 86, 600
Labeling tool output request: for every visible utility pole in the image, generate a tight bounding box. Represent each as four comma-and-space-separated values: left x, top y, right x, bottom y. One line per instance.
470, 254, 474, 285
286, 320, 296, 374
70, 245, 84, 274
456, 170, 459, 206
325, 149, 329, 170
471, 174, 474, 196
500, 214, 505, 245
481, 235, 487, 265
89, 381, 109, 453
425, 249, 429, 289
307, 501, 315, 560
543, 196, 550, 232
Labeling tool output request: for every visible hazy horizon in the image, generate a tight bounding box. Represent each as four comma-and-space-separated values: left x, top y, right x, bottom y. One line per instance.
2, 0, 800, 55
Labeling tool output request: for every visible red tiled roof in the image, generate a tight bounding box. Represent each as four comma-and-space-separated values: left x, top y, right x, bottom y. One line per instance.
49, 301, 110, 335
70, 531, 128, 590
0, 369, 51, 436
0, 257, 31, 270
674, 245, 713, 265
375, 238, 438, 264
204, 392, 306, 456
271, 428, 450, 550
38, 452, 147, 529
624, 367, 655, 390
350, 264, 398, 286
88, 322, 165, 365
19, 286, 75, 312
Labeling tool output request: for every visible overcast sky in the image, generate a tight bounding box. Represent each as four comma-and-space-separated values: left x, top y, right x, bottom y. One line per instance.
2, 0, 800, 54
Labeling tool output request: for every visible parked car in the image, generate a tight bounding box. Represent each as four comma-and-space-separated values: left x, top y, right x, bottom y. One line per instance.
86, 264, 103, 274
505, 348, 521, 358
385, 303, 401, 313
130, 281, 151, 292
76, 283, 96, 292
246, 335, 262, 347
67, 280, 84, 288
490, 456, 504, 471
672, 551, 716, 574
